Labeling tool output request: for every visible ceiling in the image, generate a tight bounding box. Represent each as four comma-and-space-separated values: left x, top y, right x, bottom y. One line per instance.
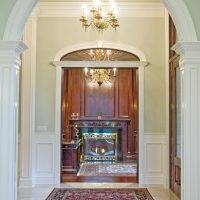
40, 0, 160, 2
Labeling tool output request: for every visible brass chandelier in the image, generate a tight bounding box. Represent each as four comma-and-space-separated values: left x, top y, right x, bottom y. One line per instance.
84, 68, 116, 86
84, 49, 117, 86
80, 0, 119, 32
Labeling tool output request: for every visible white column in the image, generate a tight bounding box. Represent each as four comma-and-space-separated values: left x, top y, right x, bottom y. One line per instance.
173, 42, 200, 200
19, 12, 37, 188
0, 41, 27, 200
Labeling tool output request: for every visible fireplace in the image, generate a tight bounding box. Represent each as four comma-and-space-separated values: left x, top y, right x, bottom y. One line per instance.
82, 132, 117, 161
68, 119, 132, 162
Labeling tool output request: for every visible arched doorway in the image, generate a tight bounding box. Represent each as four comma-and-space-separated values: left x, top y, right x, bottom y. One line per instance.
52, 42, 147, 184
0, 0, 199, 200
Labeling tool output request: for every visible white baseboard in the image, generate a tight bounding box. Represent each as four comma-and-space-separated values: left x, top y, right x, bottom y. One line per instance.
33, 177, 56, 185
19, 177, 34, 188
142, 175, 167, 185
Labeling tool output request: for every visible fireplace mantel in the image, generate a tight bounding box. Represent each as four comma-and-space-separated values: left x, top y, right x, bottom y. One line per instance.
69, 118, 131, 128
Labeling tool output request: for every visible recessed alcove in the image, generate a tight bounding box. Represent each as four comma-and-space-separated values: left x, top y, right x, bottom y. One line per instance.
60, 48, 139, 182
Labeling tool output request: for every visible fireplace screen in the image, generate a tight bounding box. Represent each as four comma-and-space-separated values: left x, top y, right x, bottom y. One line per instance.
82, 133, 117, 161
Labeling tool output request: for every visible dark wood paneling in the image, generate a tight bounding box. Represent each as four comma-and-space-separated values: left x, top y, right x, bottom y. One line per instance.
61, 68, 139, 182
61, 69, 70, 142
69, 69, 83, 116
132, 69, 139, 160
84, 81, 115, 117
118, 69, 130, 117
62, 140, 81, 179
169, 55, 181, 198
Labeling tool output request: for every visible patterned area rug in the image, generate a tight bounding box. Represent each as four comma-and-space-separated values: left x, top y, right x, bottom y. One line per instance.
46, 188, 154, 200
77, 163, 137, 176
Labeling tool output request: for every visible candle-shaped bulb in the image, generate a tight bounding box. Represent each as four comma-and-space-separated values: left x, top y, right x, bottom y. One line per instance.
110, 2, 115, 12
82, 3, 88, 18
113, 8, 118, 17
93, 0, 96, 8
90, 69, 94, 74
113, 68, 116, 76
84, 68, 88, 75
96, 0, 101, 10
101, 11, 106, 19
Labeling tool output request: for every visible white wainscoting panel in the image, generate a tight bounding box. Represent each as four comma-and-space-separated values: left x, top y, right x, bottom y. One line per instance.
141, 133, 167, 185
36, 143, 54, 173
33, 133, 58, 184
146, 143, 162, 173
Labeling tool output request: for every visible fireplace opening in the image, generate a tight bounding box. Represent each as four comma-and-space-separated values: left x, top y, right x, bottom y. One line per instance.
83, 133, 117, 161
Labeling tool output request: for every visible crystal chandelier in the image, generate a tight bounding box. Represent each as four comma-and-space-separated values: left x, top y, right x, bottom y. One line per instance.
80, 0, 119, 32
84, 68, 116, 86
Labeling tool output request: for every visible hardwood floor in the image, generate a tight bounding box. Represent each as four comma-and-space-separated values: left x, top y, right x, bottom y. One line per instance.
62, 173, 137, 182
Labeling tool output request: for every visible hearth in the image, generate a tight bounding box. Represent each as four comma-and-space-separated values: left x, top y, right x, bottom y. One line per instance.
82, 132, 117, 161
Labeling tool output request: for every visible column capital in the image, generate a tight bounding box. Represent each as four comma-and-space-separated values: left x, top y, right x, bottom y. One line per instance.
0, 41, 27, 66
172, 42, 200, 64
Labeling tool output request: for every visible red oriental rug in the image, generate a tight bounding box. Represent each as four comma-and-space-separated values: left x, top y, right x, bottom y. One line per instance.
46, 188, 154, 200
77, 163, 137, 177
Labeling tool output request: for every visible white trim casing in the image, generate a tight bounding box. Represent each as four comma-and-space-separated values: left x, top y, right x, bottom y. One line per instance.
164, 8, 170, 188
162, 0, 197, 41
53, 41, 147, 184
3, 0, 38, 40
52, 61, 149, 68
19, 13, 37, 188
54, 66, 62, 184
54, 41, 147, 62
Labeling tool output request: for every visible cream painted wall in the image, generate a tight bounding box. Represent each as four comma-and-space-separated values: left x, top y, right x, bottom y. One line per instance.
36, 17, 165, 133
0, 0, 16, 38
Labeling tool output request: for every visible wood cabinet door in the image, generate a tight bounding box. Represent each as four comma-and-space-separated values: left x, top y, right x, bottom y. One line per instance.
169, 55, 181, 198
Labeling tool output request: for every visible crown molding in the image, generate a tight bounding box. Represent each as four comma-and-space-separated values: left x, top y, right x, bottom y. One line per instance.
37, 2, 165, 18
